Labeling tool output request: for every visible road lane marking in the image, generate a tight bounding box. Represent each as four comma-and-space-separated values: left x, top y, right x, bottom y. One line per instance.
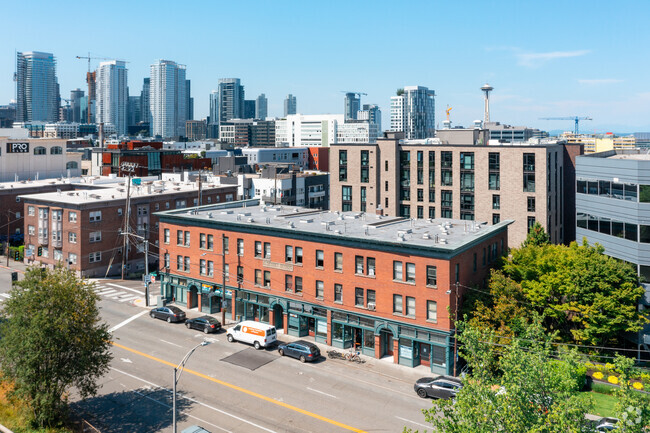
395, 416, 429, 429
306, 387, 338, 399
97, 289, 118, 296
112, 367, 267, 433
118, 295, 140, 302
108, 310, 149, 332
112, 342, 367, 433
0, 293, 10, 298
106, 282, 145, 294
160, 339, 183, 348
107, 292, 127, 298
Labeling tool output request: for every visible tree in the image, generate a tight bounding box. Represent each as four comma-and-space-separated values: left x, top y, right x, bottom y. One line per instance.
612, 355, 650, 433
406, 318, 593, 433
522, 221, 549, 248
0, 266, 112, 427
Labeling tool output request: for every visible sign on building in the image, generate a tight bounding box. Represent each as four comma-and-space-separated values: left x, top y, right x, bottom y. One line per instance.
6, 142, 29, 153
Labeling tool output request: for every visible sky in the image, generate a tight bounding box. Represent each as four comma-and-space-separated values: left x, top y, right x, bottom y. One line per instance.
3, 0, 650, 133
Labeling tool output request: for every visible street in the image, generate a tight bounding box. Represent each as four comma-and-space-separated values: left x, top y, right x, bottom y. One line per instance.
0, 263, 434, 433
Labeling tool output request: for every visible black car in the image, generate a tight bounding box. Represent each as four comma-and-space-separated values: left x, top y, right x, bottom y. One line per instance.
185, 315, 221, 333
414, 376, 462, 399
150, 306, 186, 323
278, 340, 321, 362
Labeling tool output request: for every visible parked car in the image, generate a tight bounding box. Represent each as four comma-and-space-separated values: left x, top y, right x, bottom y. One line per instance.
278, 340, 321, 362
595, 418, 619, 432
185, 315, 221, 333
150, 306, 186, 323
414, 376, 462, 399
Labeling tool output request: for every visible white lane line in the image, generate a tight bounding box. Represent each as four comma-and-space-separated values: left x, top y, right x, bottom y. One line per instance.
159, 339, 183, 348
306, 387, 338, 399
97, 289, 118, 296
106, 283, 145, 295
108, 310, 149, 332
395, 416, 430, 429
118, 295, 140, 303
107, 292, 127, 299
111, 367, 276, 433
0, 293, 10, 298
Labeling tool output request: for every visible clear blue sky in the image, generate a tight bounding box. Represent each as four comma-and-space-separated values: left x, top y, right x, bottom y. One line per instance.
3, 0, 650, 133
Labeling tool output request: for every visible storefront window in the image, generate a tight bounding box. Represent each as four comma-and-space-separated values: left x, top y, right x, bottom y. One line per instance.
363, 330, 375, 349
432, 345, 446, 365
332, 322, 344, 340
316, 320, 328, 339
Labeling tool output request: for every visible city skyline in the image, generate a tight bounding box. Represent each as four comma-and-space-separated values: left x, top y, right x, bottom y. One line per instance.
2, 1, 650, 132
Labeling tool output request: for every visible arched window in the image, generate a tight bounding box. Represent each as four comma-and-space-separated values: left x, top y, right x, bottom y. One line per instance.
50, 146, 63, 155
33, 146, 46, 155
66, 161, 78, 169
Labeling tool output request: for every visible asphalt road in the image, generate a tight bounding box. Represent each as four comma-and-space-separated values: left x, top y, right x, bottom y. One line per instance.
0, 268, 434, 433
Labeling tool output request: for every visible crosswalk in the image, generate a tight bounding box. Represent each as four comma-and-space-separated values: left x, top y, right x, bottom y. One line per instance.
0, 282, 146, 304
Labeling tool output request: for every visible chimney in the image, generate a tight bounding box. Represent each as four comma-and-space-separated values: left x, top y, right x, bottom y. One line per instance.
376, 205, 384, 216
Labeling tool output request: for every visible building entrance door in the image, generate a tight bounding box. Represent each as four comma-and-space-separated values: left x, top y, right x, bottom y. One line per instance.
381, 330, 394, 357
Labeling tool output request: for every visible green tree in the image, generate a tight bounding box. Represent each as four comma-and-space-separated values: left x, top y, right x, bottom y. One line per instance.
0, 266, 112, 427
406, 318, 593, 433
522, 221, 550, 248
612, 355, 650, 433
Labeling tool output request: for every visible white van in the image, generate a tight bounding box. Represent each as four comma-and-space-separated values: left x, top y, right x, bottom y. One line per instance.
226, 320, 277, 349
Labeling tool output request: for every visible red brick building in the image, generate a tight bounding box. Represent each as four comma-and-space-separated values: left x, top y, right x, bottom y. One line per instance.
157, 199, 511, 374
21, 181, 237, 277
307, 146, 329, 172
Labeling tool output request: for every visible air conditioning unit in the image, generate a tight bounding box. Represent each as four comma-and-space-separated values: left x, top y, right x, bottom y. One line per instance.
367, 302, 376, 311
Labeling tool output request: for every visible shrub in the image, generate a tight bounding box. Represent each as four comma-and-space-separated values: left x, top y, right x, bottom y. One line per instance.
608, 375, 619, 385
632, 382, 644, 390
593, 371, 604, 380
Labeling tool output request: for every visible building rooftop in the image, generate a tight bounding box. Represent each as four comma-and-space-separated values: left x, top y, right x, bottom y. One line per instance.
581, 149, 650, 160
158, 200, 512, 252
0, 175, 138, 192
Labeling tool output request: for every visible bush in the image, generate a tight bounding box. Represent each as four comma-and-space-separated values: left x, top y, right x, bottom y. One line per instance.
593, 371, 604, 380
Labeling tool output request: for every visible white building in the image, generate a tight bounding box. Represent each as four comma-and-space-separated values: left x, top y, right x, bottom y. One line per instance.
150, 60, 187, 138
390, 86, 435, 139
241, 147, 308, 168
0, 137, 82, 182
275, 114, 378, 147
95, 61, 128, 135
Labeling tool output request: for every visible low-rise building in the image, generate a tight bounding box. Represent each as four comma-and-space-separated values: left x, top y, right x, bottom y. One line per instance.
157, 200, 511, 374
275, 114, 378, 147
562, 132, 636, 153
0, 137, 82, 182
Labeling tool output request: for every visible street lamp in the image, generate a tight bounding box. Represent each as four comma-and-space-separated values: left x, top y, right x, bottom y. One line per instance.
173, 340, 210, 433
446, 282, 460, 376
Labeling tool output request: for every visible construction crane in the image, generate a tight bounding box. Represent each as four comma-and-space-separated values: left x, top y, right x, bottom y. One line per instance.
539, 116, 592, 135
340, 91, 368, 96
75, 53, 129, 124
446, 105, 452, 121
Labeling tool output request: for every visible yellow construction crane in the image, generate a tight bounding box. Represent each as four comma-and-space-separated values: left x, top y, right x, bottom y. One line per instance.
446, 105, 452, 121
75, 53, 129, 123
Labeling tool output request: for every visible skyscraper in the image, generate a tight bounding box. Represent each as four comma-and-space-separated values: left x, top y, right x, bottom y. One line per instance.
284, 94, 296, 117
390, 86, 435, 139
150, 60, 187, 138
344, 92, 361, 121
216, 78, 245, 123
140, 78, 150, 125
256, 93, 268, 119
186, 79, 193, 121
95, 60, 128, 135
244, 100, 256, 119
70, 88, 84, 123
359, 104, 382, 132
16, 51, 59, 122
128, 95, 141, 127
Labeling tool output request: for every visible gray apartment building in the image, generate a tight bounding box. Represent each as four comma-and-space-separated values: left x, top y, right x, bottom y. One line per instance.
575, 149, 650, 351
330, 130, 583, 247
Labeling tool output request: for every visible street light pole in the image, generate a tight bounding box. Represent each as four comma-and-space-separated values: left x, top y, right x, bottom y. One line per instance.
173, 341, 209, 433
447, 281, 460, 377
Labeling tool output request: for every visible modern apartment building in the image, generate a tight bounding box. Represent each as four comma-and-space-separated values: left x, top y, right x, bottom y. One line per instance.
390, 86, 435, 139
150, 60, 187, 138
358, 104, 382, 132
186, 120, 207, 141
140, 78, 151, 125
256, 94, 268, 119
344, 92, 361, 121
217, 78, 245, 124
275, 114, 379, 147
330, 131, 583, 247
157, 200, 511, 374
95, 60, 128, 135
16, 51, 59, 123
21, 180, 237, 277
244, 100, 256, 119
575, 149, 650, 351
284, 94, 297, 116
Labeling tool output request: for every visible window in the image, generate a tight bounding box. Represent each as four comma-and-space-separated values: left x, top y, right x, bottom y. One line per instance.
417, 188, 424, 202
360, 150, 369, 183
406, 263, 415, 283
89, 231, 101, 242
200, 259, 207, 275
255, 269, 262, 286
208, 261, 215, 277
41, 247, 49, 258
295, 276, 302, 293
264, 242, 271, 259
367, 257, 375, 276
315, 280, 324, 299
50, 146, 63, 155
492, 195, 500, 210
334, 252, 343, 271
334, 284, 342, 303
264, 271, 271, 288
89, 252, 101, 263
207, 234, 214, 250
393, 295, 403, 314
315, 250, 324, 268
295, 247, 303, 264
184, 231, 190, 247
355, 256, 364, 274
68, 232, 77, 243
28, 225, 35, 235
177, 255, 183, 270
199, 233, 206, 249
427, 301, 437, 322
255, 241, 262, 257
237, 239, 244, 256
285, 245, 293, 262
355, 288, 364, 307
89, 211, 101, 222
493, 214, 501, 224
426, 266, 437, 286
489, 173, 500, 190
178, 230, 184, 245
405, 296, 415, 317
367, 289, 375, 306
164, 229, 170, 244
34, 146, 46, 155
528, 216, 536, 229
338, 150, 348, 181
342, 186, 352, 211
184, 257, 190, 272
223, 236, 229, 253
285, 275, 293, 291
28, 206, 35, 216
393, 261, 403, 281
68, 211, 77, 222
527, 197, 536, 212
68, 253, 77, 265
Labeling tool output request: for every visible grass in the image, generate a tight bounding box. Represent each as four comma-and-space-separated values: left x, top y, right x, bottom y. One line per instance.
588, 391, 618, 417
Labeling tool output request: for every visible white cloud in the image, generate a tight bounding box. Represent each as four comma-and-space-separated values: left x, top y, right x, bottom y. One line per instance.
517, 50, 591, 68
578, 79, 623, 85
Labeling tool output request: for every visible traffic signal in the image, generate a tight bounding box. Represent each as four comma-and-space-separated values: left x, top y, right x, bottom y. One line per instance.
37, 246, 42, 256
13, 250, 19, 261
11, 272, 17, 282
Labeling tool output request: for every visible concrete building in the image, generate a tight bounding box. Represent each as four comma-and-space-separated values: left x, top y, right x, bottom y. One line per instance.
575, 149, 650, 352
215, 78, 245, 127
358, 104, 382, 133
0, 137, 82, 182
150, 60, 187, 138
157, 200, 511, 374
128, 96, 141, 128
140, 78, 151, 125
344, 92, 361, 121
562, 133, 636, 153
244, 100, 256, 119
186, 120, 207, 141
330, 130, 582, 247
186, 79, 193, 121
284, 94, 297, 116
241, 147, 309, 169
390, 86, 435, 139
96, 60, 128, 135
218, 119, 276, 147
486, 122, 548, 143
70, 89, 84, 124
275, 114, 378, 147
16, 51, 59, 123
256, 94, 268, 119
21, 180, 237, 277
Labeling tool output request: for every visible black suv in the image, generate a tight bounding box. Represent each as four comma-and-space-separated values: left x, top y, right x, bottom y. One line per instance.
150, 306, 186, 323
277, 340, 321, 362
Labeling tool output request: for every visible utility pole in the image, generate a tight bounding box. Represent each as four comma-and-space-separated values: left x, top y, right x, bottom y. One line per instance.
221, 233, 226, 325
120, 162, 137, 279
453, 281, 459, 376
144, 239, 150, 307
6, 210, 10, 266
